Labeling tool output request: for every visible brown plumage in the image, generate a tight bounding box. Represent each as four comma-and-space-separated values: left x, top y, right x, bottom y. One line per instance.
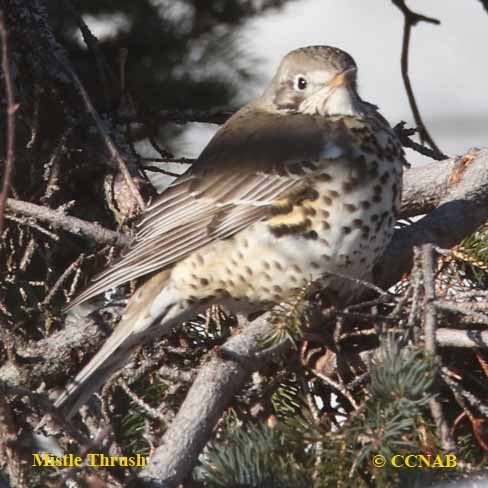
55, 46, 405, 418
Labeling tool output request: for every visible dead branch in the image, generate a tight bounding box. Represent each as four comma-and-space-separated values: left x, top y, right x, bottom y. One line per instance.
375, 148, 488, 287
62, 64, 146, 212
436, 329, 488, 349
64, 0, 112, 110
421, 245, 456, 452
394, 122, 445, 161
391, 0, 445, 158
0, 10, 18, 235
140, 312, 284, 486
5, 198, 128, 246
0, 306, 113, 389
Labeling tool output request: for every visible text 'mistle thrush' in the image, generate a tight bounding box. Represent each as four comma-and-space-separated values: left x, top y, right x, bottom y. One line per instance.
55, 45, 405, 418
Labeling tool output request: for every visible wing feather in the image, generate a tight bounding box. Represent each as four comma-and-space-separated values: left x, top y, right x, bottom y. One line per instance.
65, 108, 350, 310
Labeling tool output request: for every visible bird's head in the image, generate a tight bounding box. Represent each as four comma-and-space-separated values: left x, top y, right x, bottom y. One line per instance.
264, 45, 363, 117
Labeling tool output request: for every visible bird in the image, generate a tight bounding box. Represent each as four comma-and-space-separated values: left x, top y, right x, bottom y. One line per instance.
54, 45, 405, 419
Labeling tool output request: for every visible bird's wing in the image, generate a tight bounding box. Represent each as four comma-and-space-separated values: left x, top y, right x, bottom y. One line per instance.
66, 107, 351, 310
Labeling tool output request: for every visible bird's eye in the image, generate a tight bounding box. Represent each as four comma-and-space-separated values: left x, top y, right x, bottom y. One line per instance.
294, 75, 308, 91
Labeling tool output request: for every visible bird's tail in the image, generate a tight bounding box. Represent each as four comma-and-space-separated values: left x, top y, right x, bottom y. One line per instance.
54, 270, 182, 419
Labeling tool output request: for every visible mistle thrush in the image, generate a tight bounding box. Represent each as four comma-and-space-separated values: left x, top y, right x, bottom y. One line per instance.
56, 46, 405, 418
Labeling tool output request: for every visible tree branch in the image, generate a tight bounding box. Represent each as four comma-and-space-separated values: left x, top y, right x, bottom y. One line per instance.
140, 313, 285, 486
421, 244, 456, 452
376, 148, 488, 286
392, 0, 445, 158
5, 198, 128, 246
0, 11, 18, 235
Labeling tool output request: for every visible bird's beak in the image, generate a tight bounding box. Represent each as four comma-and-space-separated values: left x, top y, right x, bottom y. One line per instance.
328, 67, 356, 89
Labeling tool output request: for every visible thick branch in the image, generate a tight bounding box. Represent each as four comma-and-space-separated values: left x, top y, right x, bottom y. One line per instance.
436, 328, 488, 349
377, 148, 488, 287
140, 313, 281, 486
5, 198, 128, 246
0, 307, 110, 389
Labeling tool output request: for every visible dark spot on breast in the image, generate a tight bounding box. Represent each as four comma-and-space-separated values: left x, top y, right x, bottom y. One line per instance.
372, 195, 382, 203
392, 183, 398, 201
304, 230, 318, 240
353, 219, 363, 228
361, 200, 371, 209
322, 221, 331, 230
344, 203, 357, 213
304, 206, 316, 216
374, 184, 382, 194
370, 214, 379, 222
380, 172, 390, 184
200, 278, 209, 286
323, 196, 333, 205
270, 220, 311, 238
342, 226, 352, 235
343, 178, 359, 193
271, 202, 293, 215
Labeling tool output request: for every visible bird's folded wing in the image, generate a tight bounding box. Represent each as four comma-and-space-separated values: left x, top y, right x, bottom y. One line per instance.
65, 110, 350, 310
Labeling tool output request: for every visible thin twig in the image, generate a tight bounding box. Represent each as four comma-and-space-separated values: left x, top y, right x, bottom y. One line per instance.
394, 122, 447, 161
310, 368, 359, 411
60, 60, 146, 211
6, 198, 128, 246
118, 379, 167, 422
64, 0, 111, 110
421, 245, 456, 452
421, 245, 437, 355
142, 165, 180, 177
0, 11, 18, 235
392, 0, 444, 157
479, 0, 488, 15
